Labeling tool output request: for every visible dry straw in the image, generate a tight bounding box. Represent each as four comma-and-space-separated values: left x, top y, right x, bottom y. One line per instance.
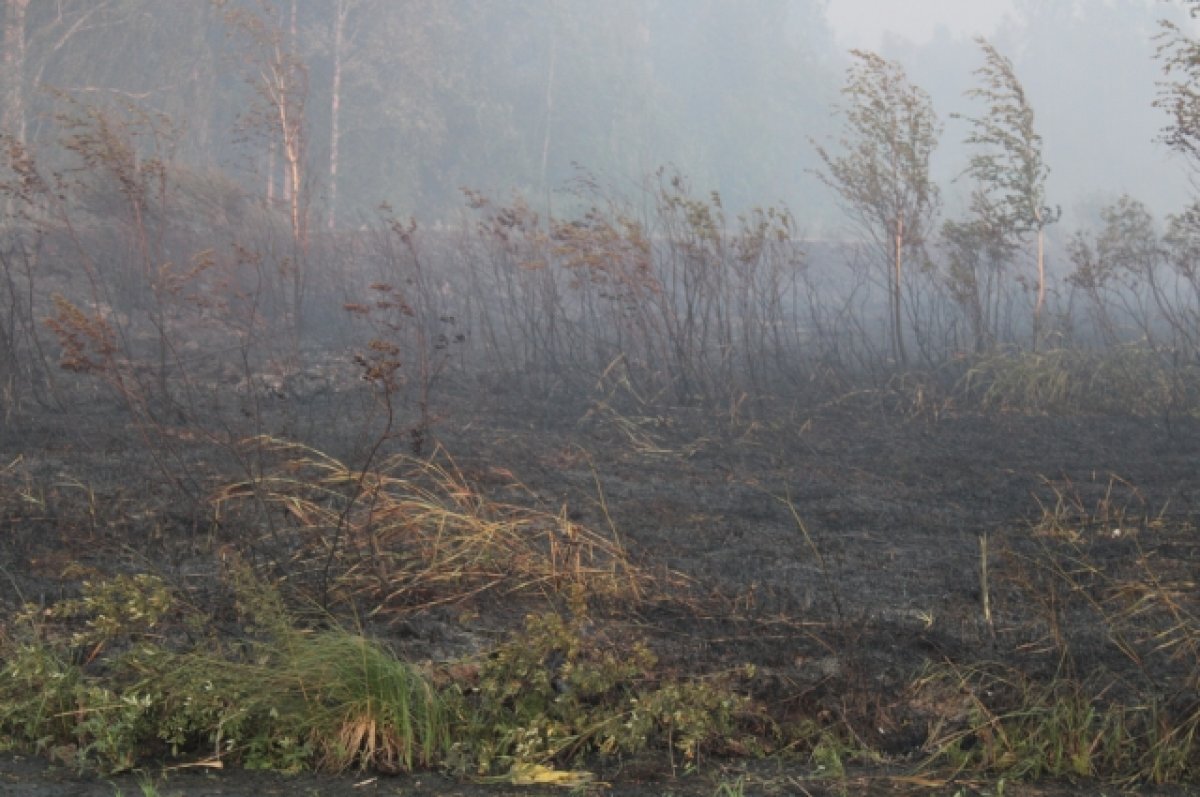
212, 436, 666, 615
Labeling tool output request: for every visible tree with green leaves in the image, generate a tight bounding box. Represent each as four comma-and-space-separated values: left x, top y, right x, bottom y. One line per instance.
940, 186, 1018, 352
1156, 1, 1200, 167
813, 50, 940, 366
957, 37, 1058, 347
1066, 195, 1163, 348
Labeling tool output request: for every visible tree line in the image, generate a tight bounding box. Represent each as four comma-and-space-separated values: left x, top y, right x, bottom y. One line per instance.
3, 0, 1200, 424
0, 0, 838, 224
815, 12, 1200, 362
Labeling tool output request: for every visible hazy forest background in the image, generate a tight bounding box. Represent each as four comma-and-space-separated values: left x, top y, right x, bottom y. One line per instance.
3, 0, 1200, 434
0, 0, 1190, 225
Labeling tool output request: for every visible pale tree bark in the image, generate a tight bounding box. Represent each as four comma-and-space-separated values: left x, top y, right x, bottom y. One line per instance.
960, 39, 1055, 350
281, 0, 298, 208
272, 73, 305, 254
327, 0, 351, 230
224, 1, 311, 342
266, 139, 276, 205
287, 0, 304, 253
1034, 207, 1046, 346
250, 10, 307, 255
893, 215, 907, 365
262, 44, 308, 343
1, 0, 29, 145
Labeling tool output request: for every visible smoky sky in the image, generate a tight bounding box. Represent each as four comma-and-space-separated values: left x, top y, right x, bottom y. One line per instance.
815, 0, 1193, 236
824, 0, 1016, 50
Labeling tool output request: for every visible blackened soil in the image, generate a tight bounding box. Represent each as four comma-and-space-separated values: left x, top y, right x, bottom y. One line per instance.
2, 380, 1197, 796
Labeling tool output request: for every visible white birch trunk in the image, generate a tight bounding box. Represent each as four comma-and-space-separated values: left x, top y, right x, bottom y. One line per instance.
328, 0, 349, 230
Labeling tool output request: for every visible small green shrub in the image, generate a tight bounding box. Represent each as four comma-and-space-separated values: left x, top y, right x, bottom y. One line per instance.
1, 569, 760, 778
0, 570, 449, 774
0, 642, 82, 754
449, 589, 762, 776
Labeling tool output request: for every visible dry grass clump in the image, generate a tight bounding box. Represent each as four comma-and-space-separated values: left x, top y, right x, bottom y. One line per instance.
212, 436, 663, 615
579, 354, 713, 457
1012, 478, 1198, 685
914, 479, 1200, 785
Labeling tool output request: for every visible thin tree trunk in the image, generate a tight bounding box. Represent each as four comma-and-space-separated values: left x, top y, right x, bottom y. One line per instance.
327, 0, 349, 231
289, 0, 298, 51
1, 0, 28, 223
286, 138, 302, 248
266, 139, 276, 206
893, 215, 907, 365
2, 0, 29, 145
274, 0, 307, 340
1034, 218, 1045, 350
288, 0, 303, 345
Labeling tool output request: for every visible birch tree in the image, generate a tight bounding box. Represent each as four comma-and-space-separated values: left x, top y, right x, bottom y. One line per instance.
224, 0, 309, 251
958, 38, 1057, 347
1, 0, 30, 146
325, 0, 355, 230
223, 0, 310, 338
813, 50, 940, 366
1156, 1, 1200, 169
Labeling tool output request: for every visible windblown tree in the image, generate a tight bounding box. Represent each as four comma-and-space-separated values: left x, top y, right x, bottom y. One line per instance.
1067, 192, 1200, 357
957, 37, 1058, 347
1155, 0, 1200, 170
1145, 0, 1200, 356
813, 50, 940, 366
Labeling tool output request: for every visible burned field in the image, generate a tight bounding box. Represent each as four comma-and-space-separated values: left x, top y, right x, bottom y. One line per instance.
0, 159, 1198, 795
2, 345, 1199, 796
9, 1, 1200, 792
